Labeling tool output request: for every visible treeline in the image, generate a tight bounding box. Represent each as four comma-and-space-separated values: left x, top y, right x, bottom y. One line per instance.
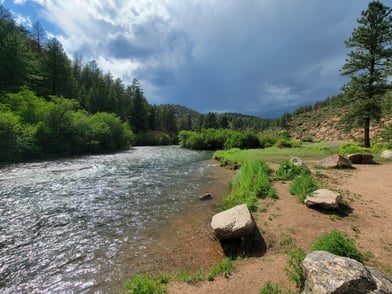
179, 129, 300, 150
0, 4, 287, 160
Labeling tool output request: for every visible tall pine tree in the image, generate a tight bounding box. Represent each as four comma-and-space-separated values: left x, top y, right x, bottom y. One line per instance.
341, 1, 392, 147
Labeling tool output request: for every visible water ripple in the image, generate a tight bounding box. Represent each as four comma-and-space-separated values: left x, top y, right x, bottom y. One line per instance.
0, 146, 212, 293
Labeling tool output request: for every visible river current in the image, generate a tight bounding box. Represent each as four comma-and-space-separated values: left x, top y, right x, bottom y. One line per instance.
0, 146, 218, 293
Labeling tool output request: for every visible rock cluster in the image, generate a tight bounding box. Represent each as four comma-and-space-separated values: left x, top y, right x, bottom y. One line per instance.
302, 251, 392, 294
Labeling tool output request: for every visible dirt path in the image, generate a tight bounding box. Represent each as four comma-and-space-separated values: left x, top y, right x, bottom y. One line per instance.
168, 162, 392, 294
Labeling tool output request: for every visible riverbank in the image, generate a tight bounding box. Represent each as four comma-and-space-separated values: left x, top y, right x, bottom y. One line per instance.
167, 161, 392, 293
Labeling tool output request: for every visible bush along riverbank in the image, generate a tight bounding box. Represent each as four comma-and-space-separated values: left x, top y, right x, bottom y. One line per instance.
122, 142, 392, 294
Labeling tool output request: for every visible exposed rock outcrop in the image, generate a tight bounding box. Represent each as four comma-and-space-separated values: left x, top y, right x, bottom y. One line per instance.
211, 204, 255, 240
302, 251, 392, 294
316, 154, 351, 169
304, 189, 341, 210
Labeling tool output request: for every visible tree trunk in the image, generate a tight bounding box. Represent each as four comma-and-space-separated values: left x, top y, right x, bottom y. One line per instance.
364, 117, 371, 148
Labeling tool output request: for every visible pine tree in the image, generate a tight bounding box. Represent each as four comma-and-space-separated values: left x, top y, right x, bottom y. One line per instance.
341, 1, 392, 147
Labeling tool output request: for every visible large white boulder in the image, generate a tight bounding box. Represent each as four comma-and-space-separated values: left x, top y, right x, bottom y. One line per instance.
211, 204, 255, 240
304, 189, 342, 210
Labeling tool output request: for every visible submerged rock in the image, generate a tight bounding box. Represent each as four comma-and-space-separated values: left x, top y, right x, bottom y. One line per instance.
199, 193, 213, 201
211, 204, 255, 240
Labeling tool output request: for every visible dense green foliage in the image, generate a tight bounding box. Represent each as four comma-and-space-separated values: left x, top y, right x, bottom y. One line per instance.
340, 1, 392, 147
179, 129, 263, 150
289, 174, 318, 202
311, 230, 363, 262
276, 159, 310, 180
222, 160, 277, 211
285, 246, 306, 290
0, 89, 135, 161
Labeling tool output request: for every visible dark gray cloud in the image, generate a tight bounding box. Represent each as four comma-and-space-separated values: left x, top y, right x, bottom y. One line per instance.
30, 0, 370, 117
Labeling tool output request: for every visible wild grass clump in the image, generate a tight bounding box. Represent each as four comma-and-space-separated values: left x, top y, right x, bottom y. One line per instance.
371, 142, 392, 153
289, 174, 318, 202
338, 142, 369, 155
311, 230, 363, 262
222, 159, 277, 211
207, 257, 235, 281
124, 273, 167, 294
260, 282, 297, 294
276, 159, 310, 180
285, 246, 306, 290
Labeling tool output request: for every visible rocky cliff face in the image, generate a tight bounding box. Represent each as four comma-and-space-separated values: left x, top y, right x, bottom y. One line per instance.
288, 108, 392, 143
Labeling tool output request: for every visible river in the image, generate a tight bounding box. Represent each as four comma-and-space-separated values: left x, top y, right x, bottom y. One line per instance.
0, 146, 228, 293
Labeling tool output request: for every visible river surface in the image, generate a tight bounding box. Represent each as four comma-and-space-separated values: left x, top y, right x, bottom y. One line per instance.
0, 146, 222, 293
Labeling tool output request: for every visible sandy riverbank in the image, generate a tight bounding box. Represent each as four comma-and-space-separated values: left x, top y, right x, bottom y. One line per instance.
168, 161, 392, 293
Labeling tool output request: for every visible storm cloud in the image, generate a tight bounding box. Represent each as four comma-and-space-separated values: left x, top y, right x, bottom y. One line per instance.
9, 0, 371, 117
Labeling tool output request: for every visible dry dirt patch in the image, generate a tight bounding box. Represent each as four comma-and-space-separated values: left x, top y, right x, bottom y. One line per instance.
168, 162, 392, 294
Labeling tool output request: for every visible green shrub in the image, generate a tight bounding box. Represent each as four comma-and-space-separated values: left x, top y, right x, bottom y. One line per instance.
124, 274, 167, 294
260, 282, 297, 294
259, 134, 279, 148
338, 142, 369, 155
371, 142, 392, 153
285, 246, 306, 290
311, 230, 363, 262
275, 139, 302, 148
289, 174, 318, 202
222, 159, 277, 211
276, 159, 310, 180
208, 257, 234, 281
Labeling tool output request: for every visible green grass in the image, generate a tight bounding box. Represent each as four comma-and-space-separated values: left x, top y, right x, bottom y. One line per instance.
207, 257, 235, 281
289, 174, 319, 202
222, 159, 277, 211
311, 230, 363, 262
260, 281, 297, 294
175, 271, 205, 283
123, 273, 167, 294
285, 246, 306, 290
213, 142, 339, 165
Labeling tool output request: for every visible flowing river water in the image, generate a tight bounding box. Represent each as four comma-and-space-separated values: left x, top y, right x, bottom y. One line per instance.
0, 146, 230, 293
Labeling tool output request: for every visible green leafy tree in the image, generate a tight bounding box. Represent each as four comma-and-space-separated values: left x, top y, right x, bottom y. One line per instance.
341, 1, 392, 147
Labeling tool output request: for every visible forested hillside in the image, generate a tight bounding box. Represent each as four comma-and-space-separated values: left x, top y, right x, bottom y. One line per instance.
0, 5, 281, 163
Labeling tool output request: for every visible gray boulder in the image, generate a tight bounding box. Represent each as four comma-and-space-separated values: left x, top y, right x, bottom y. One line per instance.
211, 204, 255, 240
381, 150, 392, 159
304, 189, 342, 210
348, 153, 376, 164
316, 154, 351, 169
366, 266, 392, 293
302, 251, 376, 294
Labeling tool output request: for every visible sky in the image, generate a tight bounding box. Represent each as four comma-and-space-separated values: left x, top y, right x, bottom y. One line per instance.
1, 0, 375, 118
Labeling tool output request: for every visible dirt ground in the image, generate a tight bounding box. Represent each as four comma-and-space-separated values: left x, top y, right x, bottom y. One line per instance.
167, 161, 392, 294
